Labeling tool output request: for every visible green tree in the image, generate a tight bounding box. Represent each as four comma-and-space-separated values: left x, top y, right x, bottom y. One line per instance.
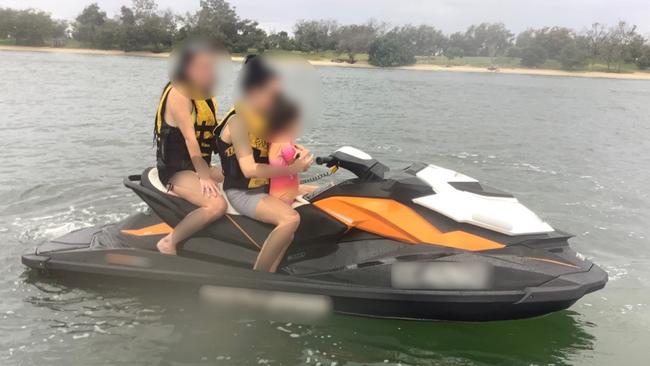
189, 0, 240, 49
602, 21, 638, 72
462, 23, 514, 58
118, 0, 176, 51
94, 19, 120, 49
117, 6, 138, 50
293, 19, 338, 52
133, 0, 157, 18
73, 3, 107, 46
368, 33, 416, 67
234, 19, 267, 53
266, 31, 294, 50
0, 8, 17, 40
0, 8, 68, 46
559, 41, 588, 70
443, 46, 464, 63
446, 32, 468, 56
625, 34, 647, 63
515, 26, 590, 69
635, 44, 650, 70
185, 0, 265, 52
520, 45, 548, 67
584, 23, 607, 63
537, 27, 574, 59
393, 24, 446, 56
1, 8, 67, 46
334, 23, 378, 63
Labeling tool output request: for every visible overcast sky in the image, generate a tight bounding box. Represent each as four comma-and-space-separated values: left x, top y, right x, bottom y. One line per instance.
2, 0, 649, 35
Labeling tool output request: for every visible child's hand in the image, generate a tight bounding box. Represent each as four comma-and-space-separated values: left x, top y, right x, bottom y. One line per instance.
290, 153, 314, 174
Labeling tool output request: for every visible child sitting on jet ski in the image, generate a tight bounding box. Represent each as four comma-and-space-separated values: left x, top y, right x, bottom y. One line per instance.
267, 96, 316, 204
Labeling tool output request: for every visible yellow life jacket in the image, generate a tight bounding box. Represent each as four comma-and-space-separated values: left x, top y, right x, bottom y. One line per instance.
215, 104, 270, 191
155, 82, 218, 159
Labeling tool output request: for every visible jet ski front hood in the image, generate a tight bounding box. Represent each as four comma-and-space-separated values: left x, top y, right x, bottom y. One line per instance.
411, 164, 555, 236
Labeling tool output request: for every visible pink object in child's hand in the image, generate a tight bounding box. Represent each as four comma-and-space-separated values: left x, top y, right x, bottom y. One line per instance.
281, 144, 297, 163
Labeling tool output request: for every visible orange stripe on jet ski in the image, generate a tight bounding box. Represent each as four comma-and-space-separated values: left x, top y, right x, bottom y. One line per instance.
121, 223, 173, 236
314, 197, 504, 251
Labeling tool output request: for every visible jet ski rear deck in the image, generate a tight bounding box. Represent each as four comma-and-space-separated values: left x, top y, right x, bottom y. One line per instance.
22, 147, 607, 321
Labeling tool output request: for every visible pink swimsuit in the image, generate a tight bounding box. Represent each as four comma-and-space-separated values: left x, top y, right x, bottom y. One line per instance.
269, 143, 298, 203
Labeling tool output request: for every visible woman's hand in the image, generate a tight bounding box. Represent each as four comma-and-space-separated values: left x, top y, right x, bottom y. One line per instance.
199, 177, 220, 197
290, 151, 314, 174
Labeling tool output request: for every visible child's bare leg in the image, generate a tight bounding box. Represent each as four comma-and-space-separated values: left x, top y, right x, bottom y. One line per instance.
299, 184, 317, 194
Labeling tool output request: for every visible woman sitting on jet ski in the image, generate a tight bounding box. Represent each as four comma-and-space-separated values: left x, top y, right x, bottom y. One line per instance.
215, 55, 314, 272
153, 41, 227, 255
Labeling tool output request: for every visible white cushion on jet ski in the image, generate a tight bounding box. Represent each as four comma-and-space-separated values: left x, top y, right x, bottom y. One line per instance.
148, 167, 169, 192
147, 168, 240, 215
413, 165, 554, 236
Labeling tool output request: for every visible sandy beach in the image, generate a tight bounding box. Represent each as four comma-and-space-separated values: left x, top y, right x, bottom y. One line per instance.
3, 44, 650, 81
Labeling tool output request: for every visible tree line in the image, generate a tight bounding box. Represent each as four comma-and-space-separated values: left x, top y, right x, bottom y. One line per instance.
1, 0, 649, 71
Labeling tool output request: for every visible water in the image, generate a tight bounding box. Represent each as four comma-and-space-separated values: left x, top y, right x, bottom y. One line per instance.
1, 50, 649, 365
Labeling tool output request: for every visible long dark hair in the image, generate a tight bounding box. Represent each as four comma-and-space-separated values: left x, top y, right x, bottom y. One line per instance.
240, 54, 276, 93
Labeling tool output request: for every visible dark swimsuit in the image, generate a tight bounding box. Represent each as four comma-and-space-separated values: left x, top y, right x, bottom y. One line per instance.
154, 83, 218, 186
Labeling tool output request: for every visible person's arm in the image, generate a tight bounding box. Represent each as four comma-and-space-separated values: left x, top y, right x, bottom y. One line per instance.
230, 116, 313, 179
167, 90, 219, 196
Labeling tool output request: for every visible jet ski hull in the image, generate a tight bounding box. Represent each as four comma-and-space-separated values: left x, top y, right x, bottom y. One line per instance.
22, 225, 607, 321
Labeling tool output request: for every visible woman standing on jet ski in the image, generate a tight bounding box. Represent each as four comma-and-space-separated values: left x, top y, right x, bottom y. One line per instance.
153, 41, 227, 255
215, 55, 314, 272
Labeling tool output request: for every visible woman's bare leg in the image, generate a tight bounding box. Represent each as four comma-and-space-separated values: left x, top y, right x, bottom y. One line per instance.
253, 196, 301, 272
157, 170, 227, 255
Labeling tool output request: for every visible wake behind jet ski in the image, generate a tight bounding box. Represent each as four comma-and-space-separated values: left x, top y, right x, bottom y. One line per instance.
22, 147, 607, 321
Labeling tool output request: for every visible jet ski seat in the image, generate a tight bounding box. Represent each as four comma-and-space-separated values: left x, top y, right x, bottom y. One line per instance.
126, 167, 334, 260
143, 168, 309, 217
145, 167, 241, 215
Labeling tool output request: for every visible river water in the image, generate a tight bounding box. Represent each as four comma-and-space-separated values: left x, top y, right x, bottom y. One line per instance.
1, 50, 649, 365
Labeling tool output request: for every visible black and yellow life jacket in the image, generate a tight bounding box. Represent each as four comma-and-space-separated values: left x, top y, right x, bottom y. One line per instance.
154, 82, 218, 182
215, 104, 269, 191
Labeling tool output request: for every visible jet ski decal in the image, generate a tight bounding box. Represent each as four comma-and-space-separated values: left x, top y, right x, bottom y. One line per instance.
314, 196, 504, 251
122, 222, 172, 236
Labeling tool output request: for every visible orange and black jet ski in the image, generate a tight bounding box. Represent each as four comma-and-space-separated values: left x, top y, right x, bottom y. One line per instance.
22, 147, 607, 321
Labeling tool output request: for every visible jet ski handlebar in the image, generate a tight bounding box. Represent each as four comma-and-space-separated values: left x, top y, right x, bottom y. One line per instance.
315, 156, 334, 166
314, 148, 389, 181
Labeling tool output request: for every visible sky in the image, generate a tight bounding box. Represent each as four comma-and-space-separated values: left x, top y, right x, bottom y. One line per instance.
2, 0, 649, 35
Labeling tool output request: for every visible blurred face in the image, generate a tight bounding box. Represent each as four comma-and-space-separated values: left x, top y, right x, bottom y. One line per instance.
185, 51, 217, 93
284, 117, 301, 138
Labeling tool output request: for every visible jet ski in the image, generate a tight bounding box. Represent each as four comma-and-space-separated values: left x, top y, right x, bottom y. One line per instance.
22, 147, 607, 321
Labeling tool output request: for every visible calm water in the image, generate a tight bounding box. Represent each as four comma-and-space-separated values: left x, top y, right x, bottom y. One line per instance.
1, 51, 649, 365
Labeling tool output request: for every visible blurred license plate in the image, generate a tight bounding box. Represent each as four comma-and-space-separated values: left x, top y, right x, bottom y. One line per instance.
391, 261, 493, 290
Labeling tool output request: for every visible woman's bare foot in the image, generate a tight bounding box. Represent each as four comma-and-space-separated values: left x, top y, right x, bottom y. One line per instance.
156, 234, 177, 255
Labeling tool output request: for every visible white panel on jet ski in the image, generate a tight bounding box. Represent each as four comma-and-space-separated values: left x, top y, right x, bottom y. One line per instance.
413, 165, 554, 236
337, 146, 372, 160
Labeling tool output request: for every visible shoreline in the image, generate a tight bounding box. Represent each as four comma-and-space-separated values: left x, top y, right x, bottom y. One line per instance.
3, 45, 650, 81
